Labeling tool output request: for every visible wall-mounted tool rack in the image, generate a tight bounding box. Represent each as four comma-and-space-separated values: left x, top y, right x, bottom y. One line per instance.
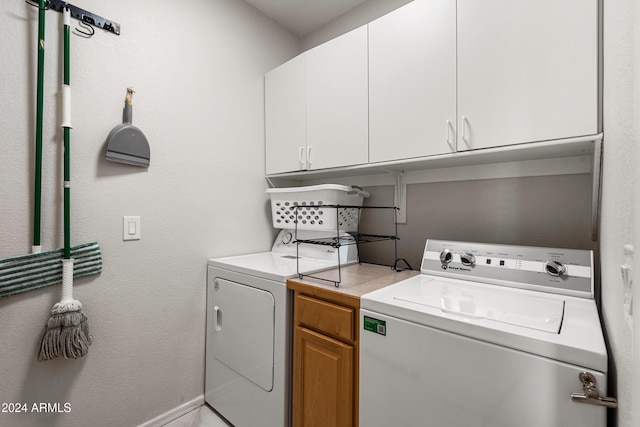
28, 0, 120, 36
294, 205, 410, 287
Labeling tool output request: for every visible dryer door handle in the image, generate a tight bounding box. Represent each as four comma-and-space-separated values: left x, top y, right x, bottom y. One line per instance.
214, 306, 222, 332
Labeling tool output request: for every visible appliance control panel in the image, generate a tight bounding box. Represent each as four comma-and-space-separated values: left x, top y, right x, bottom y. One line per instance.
271, 229, 359, 263
422, 240, 594, 298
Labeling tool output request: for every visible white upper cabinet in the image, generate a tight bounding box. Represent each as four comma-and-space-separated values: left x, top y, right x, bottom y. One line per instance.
265, 26, 368, 174
306, 25, 369, 170
457, 0, 598, 151
369, 0, 456, 162
264, 0, 599, 176
265, 54, 306, 175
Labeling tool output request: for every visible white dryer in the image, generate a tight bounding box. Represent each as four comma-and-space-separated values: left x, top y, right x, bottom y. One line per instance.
205, 229, 357, 427
360, 239, 614, 427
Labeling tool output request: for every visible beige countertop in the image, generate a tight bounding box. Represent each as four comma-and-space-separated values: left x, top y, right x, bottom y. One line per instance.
287, 263, 419, 306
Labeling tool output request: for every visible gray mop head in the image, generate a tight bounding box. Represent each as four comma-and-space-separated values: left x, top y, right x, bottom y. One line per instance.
38, 307, 91, 361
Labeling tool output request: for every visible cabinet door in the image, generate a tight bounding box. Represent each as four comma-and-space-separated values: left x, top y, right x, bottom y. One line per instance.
293, 326, 354, 427
306, 25, 369, 170
369, 0, 456, 162
457, 0, 598, 150
265, 54, 306, 174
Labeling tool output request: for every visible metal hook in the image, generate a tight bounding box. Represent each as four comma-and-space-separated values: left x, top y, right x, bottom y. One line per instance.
73, 16, 95, 38
25, 0, 50, 10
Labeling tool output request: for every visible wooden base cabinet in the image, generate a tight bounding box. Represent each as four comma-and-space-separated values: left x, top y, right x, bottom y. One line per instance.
290, 289, 360, 427
293, 326, 354, 426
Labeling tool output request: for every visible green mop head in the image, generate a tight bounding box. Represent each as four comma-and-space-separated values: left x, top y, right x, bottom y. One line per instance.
38, 259, 91, 361
0, 242, 102, 298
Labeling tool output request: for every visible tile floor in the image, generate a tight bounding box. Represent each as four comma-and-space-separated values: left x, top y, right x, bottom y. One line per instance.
162, 404, 231, 427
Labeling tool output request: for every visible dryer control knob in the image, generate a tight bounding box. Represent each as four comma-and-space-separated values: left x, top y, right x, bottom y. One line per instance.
545, 260, 567, 277
460, 252, 476, 267
440, 249, 453, 264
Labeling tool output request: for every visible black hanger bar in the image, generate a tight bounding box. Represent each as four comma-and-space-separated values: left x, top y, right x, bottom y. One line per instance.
38, 0, 120, 36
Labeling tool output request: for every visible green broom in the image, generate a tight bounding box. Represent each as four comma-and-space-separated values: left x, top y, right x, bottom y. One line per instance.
0, 1, 102, 298
32, 0, 46, 256
38, 7, 91, 361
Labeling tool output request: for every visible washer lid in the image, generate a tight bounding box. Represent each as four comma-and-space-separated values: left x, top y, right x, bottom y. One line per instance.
361, 274, 608, 372
394, 278, 565, 333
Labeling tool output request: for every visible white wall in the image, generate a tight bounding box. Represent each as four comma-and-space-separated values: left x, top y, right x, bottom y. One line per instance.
635, 0, 640, 421
0, 1, 299, 426
601, 0, 637, 426
358, 174, 596, 270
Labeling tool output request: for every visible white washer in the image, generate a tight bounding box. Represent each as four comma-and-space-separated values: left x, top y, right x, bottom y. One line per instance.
360, 239, 612, 427
205, 229, 357, 427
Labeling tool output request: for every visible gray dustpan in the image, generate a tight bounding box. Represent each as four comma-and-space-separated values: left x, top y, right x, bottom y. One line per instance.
105, 88, 150, 167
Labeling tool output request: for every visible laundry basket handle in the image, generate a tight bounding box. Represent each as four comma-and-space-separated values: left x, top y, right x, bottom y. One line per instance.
347, 186, 369, 198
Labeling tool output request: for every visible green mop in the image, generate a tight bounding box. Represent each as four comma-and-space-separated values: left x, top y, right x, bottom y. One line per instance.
38, 7, 91, 361
0, 1, 102, 299
0, 243, 101, 298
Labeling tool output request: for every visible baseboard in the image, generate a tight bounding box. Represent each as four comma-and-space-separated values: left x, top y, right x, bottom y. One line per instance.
138, 394, 205, 427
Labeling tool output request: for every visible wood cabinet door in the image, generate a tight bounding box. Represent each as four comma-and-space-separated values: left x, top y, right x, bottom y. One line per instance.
265, 54, 306, 174
457, 0, 598, 151
369, 0, 456, 162
293, 325, 354, 427
306, 25, 369, 170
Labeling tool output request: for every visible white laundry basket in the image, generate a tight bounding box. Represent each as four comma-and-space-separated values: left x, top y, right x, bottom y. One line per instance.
267, 184, 370, 231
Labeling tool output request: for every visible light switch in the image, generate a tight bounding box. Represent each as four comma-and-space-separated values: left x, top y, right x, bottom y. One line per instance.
123, 216, 141, 241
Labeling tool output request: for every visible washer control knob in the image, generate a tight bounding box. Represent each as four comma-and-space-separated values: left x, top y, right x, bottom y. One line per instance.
460, 252, 476, 267
440, 249, 453, 264
545, 260, 567, 277
281, 230, 293, 245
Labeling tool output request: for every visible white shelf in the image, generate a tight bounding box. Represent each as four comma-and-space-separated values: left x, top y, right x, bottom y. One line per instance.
266, 135, 603, 240
266, 135, 599, 182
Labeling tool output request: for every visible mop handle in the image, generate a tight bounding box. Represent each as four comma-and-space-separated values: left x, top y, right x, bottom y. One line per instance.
62, 7, 72, 260
62, 6, 71, 121
32, 0, 47, 254
59, 258, 78, 305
